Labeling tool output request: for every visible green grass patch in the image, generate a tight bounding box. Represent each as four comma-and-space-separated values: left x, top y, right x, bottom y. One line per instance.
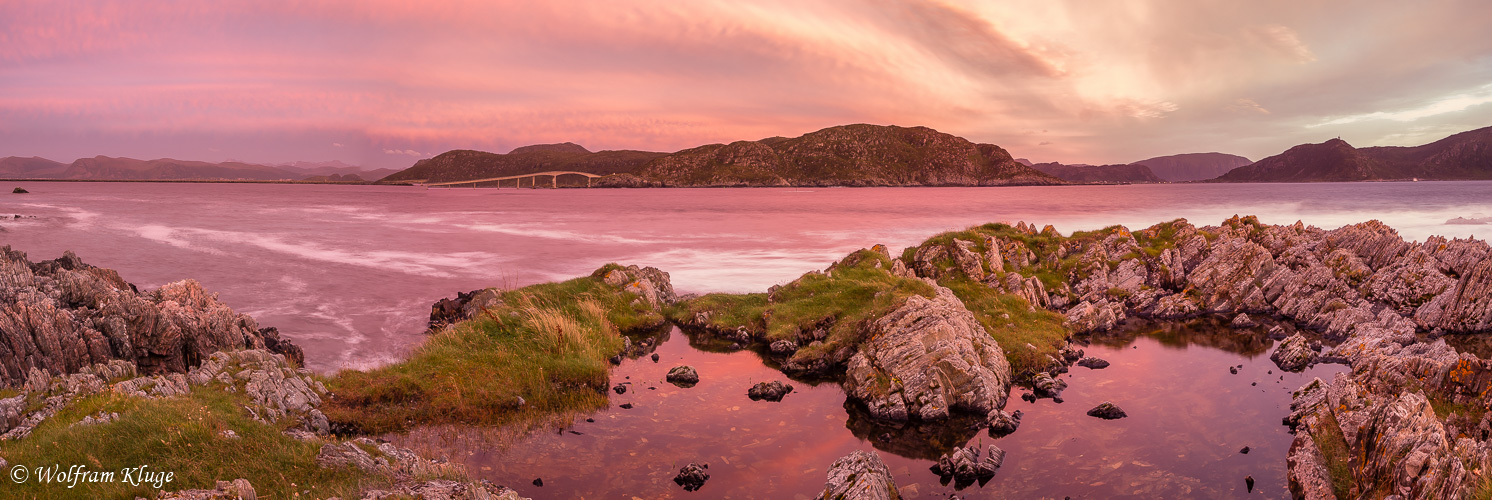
672, 250, 935, 370
324, 272, 650, 434
1312, 410, 1356, 500
664, 293, 768, 333
938, 278, 1068, 377
1429, 394, 1488, 423
0, 387, 381, 500
762, 250, 936, 366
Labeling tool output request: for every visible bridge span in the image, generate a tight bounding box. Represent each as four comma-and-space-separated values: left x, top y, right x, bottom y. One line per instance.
422, 171, 601, 188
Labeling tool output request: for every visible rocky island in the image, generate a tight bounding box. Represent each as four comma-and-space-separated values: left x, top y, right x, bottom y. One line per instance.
0, 214, 1489, 498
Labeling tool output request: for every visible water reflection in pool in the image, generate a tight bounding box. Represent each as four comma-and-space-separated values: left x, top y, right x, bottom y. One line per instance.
390, 321, 1346, 499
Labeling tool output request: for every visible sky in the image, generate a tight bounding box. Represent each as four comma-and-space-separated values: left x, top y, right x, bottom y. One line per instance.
3, 1, 1491, 169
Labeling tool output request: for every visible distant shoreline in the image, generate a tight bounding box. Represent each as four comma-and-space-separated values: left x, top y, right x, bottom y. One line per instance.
1, 178, 369, 185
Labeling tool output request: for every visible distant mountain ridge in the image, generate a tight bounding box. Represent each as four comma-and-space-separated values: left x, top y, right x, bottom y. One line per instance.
1216, 126, 1492, 182
1131, 153, 1252, 182
1029, 162, 1162, 183
385, 124, 1064, 187
0, 156, 385, 181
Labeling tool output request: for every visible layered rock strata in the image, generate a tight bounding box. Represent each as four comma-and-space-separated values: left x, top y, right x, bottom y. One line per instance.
0, 247, 303, 387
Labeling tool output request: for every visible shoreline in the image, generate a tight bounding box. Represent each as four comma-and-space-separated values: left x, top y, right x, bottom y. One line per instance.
0, 215, 1489, 497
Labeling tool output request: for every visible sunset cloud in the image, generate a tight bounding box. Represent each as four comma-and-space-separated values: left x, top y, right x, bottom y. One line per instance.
1, 1, 1490, 168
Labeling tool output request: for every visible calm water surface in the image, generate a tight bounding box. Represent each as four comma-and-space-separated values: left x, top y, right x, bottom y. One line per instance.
393, 323, 1344, 499
2, 181, 1486, 370
0, 181, 1468, 497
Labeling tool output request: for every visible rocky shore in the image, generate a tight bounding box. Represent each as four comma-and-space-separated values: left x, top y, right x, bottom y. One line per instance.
2, 213, 1489, 498
672, 215, 1491, 498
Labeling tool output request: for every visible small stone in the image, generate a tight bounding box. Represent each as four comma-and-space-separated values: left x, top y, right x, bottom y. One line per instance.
612, 384, 627, 395
619, 403, 633, 409
533, 478, 543, 487
747, 381, 794, 402
1087, 401, 1127, 419
12, 187, 28, 194
673, 462, 710, 492
1245, 475, 1255, 492
1076, 357, 1109, 369
1240, 446, 1250, 454
666, 366, 700, 387
651, 353, 660, 362
1230, 367, 1238, 374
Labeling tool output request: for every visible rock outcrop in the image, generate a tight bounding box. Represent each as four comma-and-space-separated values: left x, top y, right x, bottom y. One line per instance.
930, 444, 1006, 483
0, 247, 302, 388
0, 349, 326, 440
1270, 334, 1317, 372
842, 285, 1012, 422
815, 450, 900, 500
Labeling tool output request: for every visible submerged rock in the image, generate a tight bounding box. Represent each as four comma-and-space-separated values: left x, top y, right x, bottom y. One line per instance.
1030, 372, 1067, 398
672, 462, 709, 492
842, 285, 1011, 421
1076, 357, 1110, 369
930, 444, 1005, 482
988, 409, 1023, 436
816, 450, 899, 500
747, 381, 794, 402
665, 365, 699, 387
1087, 402, 1127, 419
1270, 334, 1316, 372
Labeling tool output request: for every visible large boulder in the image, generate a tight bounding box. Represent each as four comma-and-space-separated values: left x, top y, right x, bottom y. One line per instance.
1271, 334, 1317, 372
815, 450, 900, 500
842, 285, 1011, 421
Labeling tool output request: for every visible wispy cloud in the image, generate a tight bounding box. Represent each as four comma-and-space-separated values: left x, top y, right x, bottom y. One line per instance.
0, 0, 1490, 167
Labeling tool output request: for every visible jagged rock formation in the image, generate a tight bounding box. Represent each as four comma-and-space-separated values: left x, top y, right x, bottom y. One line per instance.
0, 247, 302, 387
1, 349, 325, 440
842, 285, 1012, 422
1029, 162, 1163, 183
930, 443, 1006, 482
1217, 126, 1492, 182
815, 450, 901, 500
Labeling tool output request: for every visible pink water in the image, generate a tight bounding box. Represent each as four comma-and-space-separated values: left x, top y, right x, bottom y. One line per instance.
2, 182, 1485, 371
0, 181, 1476, 497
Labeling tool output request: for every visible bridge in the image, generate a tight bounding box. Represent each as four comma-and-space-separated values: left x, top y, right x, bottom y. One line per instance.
421, 171, 602, 188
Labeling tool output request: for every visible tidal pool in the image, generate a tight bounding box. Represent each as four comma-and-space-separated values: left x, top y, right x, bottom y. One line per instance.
390, 320, 1345, 499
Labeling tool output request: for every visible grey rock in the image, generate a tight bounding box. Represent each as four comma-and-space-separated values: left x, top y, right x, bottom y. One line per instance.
1076, 357, 1110, 369
1087, 401, 1127, 419
672, 462, 709, 492
1030, 371, 1067, 398
747, 381, 794, 402
989, 409, 1022, 436
816, 450, 899, 500
155, 478, 257, 500
1271, 334, 1317, 372
0, 246, 301, 388
769, 339, 798, 354
665, 365, 699, 387
842, 285, 1011, 421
